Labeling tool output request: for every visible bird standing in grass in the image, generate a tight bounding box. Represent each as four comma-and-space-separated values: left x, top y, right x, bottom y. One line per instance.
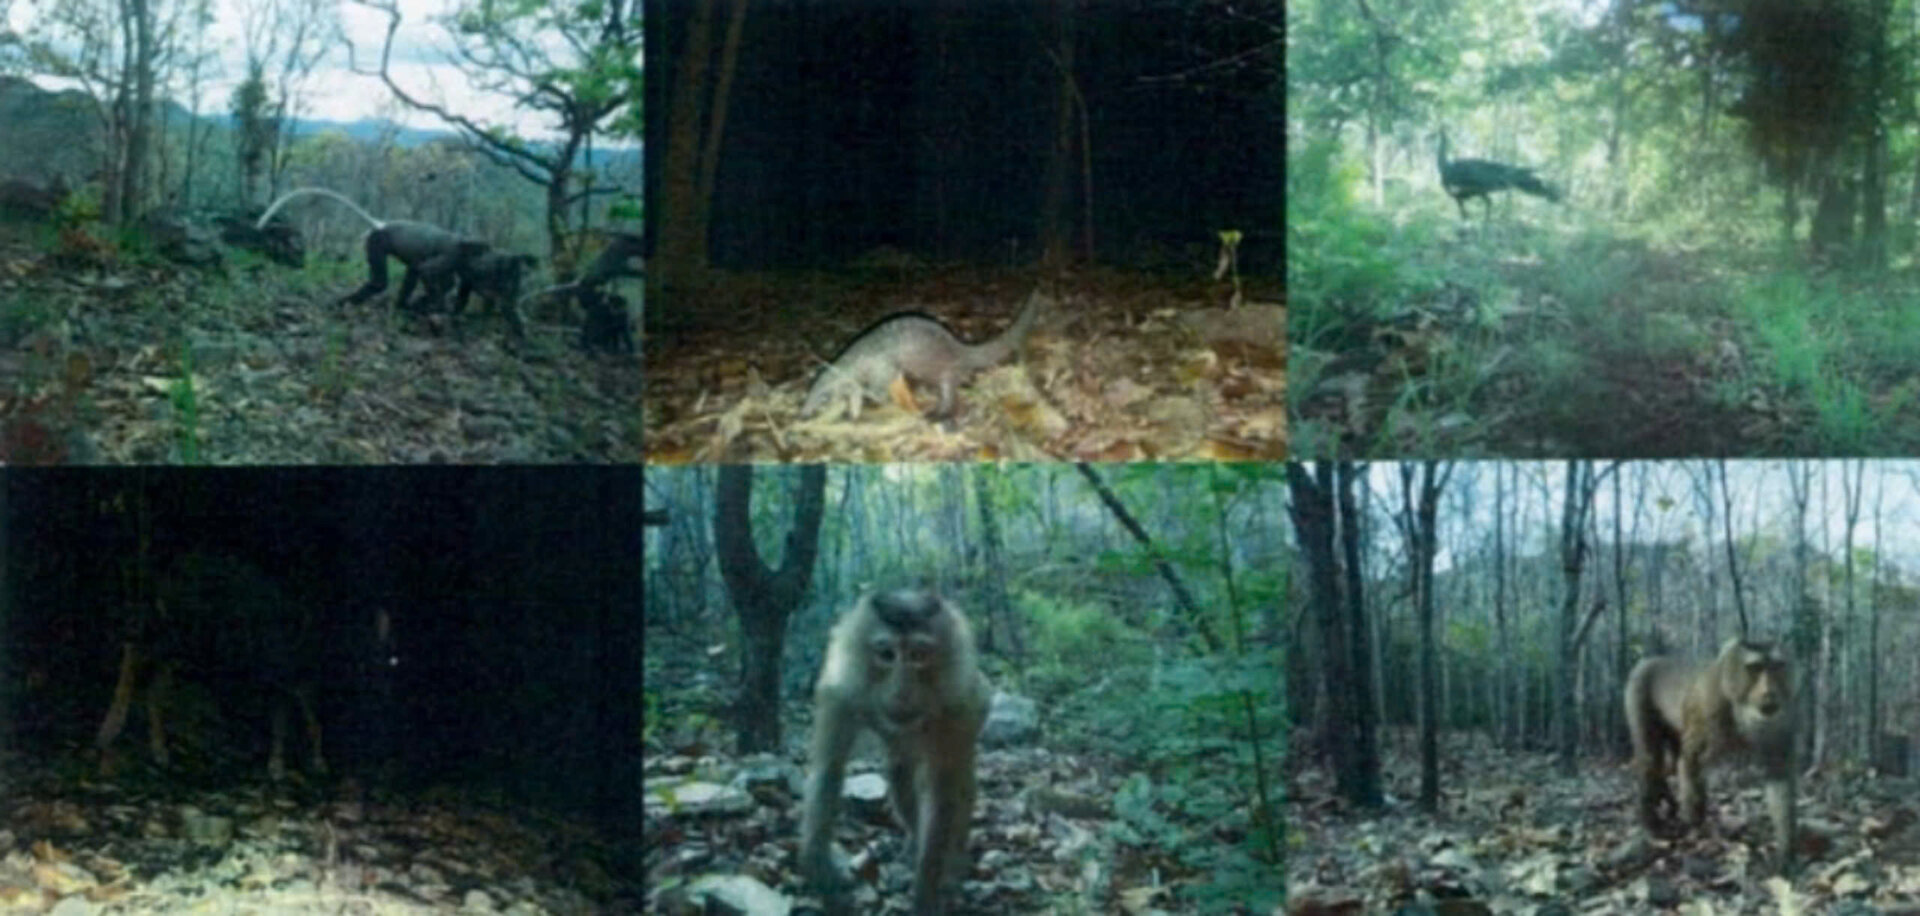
1436, 129, 1561, 219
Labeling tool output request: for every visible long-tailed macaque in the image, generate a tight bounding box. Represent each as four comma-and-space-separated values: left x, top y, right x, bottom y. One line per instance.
576, 288, 633, 354
520, 230, 645, 305
448, 250, 539, 341
256, 188, 518, 315
520, 231, 642, 353
800, 587, 991, 915
1624, 638, 1796, 872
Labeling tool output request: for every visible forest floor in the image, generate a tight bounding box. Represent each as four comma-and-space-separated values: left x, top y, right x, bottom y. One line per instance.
0, 747, 638, 913
1290, 217, 1920, 458
1285, 732, 1920, 914
0, 221, 641, 464
641, 263, 1284, 463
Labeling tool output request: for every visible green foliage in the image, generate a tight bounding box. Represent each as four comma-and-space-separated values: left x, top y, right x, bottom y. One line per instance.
1142, 655, 1282, 800
1287, 136, 1414, 348
1184, 853, 1286, 913
642, 689, 659, 744
317, 324, 349, 402
1448, 618, 1491, 655
110, 223, 162, 266
1028, 595, 1148, 677
230, 62, 274, 183
1113, 772, 1176, 842
1732, 271, 1915, 452
606, 192, 642, 224
1106, 653, 1286, 914
0, 290, 56, 348
51, 183, 100, 228
443, 0, 638, 134
167, 343, 202, 464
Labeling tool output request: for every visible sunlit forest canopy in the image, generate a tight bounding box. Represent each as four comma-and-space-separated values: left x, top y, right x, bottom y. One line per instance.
1287, 0, 1920, 458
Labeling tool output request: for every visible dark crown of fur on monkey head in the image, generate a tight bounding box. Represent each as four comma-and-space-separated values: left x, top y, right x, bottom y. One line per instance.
872, 587, 944, 629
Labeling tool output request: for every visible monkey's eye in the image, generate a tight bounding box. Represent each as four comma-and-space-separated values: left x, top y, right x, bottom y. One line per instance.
870, 638, 904, 666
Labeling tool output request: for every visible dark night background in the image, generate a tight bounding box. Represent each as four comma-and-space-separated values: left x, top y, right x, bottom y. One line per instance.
645, 0, 1281, 269
0, 468, 641, 851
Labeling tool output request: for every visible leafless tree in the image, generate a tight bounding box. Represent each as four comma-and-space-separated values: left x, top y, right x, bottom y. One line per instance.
345, 0, 638, 270
237, 0, 339, 202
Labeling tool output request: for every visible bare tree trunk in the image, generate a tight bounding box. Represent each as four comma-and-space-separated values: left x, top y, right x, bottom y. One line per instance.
1554, 462, 1599, 774
1867, 470, 1885, 755
1493, 465, 1510, 748
1840, 461, 1864, 760
1037, 0, 1075, 269
1288, 463, 1382, 808
713, 464, 826, 753
657, 0, 746, 300
1398, 462, 1449, 812
115, 0, 155, 224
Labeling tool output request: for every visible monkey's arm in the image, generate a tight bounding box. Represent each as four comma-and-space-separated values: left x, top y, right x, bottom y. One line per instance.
338, 230, 394, 306
578, 232, 645, 286
915, 675, 988, 910
520, 232, 644, 305
799, 681, 862, 894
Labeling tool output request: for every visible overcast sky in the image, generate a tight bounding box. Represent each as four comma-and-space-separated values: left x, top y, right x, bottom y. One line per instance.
1348, 461, 1920, 574
8, 0, 618, 141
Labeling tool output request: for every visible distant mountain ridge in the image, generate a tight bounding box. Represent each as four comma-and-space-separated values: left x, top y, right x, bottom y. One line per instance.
235, 115, 640, 164
0, 75, 639, 180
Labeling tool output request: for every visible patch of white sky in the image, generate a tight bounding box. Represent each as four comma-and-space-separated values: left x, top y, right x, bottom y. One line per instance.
1555, 1, 1702, 33
7, 0, 605, 141
1364, 462, 1920, 576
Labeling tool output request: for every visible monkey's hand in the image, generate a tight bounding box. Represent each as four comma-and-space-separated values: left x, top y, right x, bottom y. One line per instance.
1772, 848, 1798, 878
799, 839, 854, 894
798, 840, 856, 916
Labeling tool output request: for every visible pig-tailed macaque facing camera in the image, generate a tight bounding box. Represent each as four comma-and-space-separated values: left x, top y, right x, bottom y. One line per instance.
1624, 637, 1797, 872
800, 587, 991, 915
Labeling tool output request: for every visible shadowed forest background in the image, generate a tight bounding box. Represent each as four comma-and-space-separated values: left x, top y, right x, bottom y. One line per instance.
642, 0, 1283, 462
0, 467, 644, 911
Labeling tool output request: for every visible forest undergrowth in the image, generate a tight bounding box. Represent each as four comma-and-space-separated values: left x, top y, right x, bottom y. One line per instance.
1289, 141, 1920, 459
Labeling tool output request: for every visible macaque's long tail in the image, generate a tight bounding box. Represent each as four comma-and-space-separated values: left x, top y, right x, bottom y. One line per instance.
257, 187, 384, 231
517, 282, 580, 309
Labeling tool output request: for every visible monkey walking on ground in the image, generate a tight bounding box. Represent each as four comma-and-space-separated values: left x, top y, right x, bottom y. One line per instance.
800, 587, 990, 915
1624, 637, 1797, 874
518, 230, 642, 354
256, 187, 536, 338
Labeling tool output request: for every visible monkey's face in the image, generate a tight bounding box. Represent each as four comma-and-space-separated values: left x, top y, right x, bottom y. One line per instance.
868, 629, 942, 732
1725, 643, 1791, 726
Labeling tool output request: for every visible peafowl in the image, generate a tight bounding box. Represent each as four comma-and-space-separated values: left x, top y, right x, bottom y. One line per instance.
1436, 129, 1561, 219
